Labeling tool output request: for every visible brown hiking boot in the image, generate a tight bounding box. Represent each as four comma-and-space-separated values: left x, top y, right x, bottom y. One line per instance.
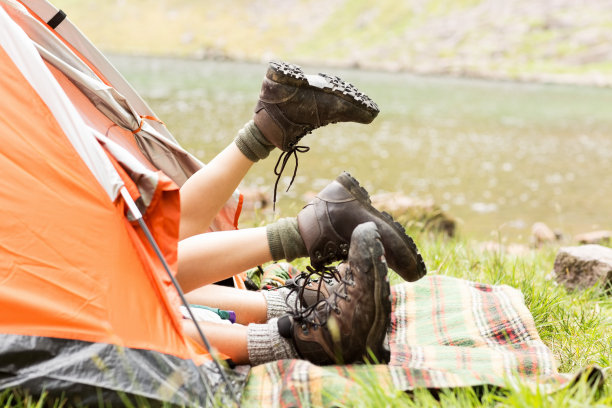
254, 61, 379, 152
277, 222, 391, 365
254, 61, 380, 208
297, 172, 427, 282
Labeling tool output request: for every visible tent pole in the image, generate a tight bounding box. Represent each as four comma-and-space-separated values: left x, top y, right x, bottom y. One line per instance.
120, 188, 239, 405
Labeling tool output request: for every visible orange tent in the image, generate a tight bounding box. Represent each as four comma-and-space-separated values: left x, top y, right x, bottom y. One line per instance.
0, 0, 243, 404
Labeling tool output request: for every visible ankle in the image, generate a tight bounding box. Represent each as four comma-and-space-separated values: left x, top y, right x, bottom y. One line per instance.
266, 217, 307, 261
234, 120, 275, 162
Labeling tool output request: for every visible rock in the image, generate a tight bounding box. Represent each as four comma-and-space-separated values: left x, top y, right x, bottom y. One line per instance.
239, 186, 271, 212
574, 230, 611, 245
531, 222, 559, 248
553, 245, 612, 291
370, 192, 456, 237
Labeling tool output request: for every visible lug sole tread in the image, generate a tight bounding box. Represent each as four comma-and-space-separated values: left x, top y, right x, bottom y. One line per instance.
268, 61, 379, 115
361, 232, 391, 364
336, 172, 427, 281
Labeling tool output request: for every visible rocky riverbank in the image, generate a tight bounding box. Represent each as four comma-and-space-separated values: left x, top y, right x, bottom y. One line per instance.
54, 0, 612, 87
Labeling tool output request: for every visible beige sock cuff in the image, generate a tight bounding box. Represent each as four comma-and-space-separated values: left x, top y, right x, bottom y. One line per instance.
247, 318, 298, 365
262, 287, 297, 320
262, 289, 288, 320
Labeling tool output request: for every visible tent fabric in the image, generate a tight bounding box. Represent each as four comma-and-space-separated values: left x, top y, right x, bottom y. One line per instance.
0, 1, 247, 404
18, 0, 181, 143
3, 0, 241, 231
0, 29, 176, 351
0, 2, 122, 201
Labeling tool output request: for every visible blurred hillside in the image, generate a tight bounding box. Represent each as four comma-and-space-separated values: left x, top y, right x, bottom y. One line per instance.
53, 0, 612, 86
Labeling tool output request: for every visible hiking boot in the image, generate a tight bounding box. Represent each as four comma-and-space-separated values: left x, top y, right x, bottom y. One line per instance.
254, 61, 379, 152
254, 61, 379, 208
277, 222, 391, 365
297, 172, 427, 282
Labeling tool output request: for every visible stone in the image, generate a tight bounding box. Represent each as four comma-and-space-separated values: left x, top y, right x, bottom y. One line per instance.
553, 245, 612, 291
531, 222, 559, 248
370, 192, 456, 237
239, 186, 271, 212
574, 230, 611, 245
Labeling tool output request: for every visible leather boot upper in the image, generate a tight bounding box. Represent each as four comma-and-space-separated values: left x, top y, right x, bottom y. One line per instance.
297, 173, 427, 282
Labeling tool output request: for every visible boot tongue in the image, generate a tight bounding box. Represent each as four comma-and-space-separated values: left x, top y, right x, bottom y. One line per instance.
299, 278, 328, 308
277, 315, 294, 339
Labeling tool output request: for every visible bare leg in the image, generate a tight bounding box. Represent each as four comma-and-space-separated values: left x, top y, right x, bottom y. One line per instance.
185, 285, 268, 325
179, 143, 254, 240
177, 227, 272, 292
183, 320, 250, 364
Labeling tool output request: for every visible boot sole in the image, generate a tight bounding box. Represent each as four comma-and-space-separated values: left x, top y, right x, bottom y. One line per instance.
267, 61, 379, 118
336, 172, 427, 282
353, 223, 391, 364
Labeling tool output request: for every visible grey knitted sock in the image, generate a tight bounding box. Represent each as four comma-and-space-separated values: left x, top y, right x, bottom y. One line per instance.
234, 120, 275, 162
262, 288, 298, 319
266, 217, 308, 261
247, 318, 299, 365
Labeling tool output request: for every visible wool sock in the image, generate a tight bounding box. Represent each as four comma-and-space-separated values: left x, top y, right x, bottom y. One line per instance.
262, 288, 298, 320
234, 120, 275, 162
247, 318, 299, 365
266, 217, 308, 262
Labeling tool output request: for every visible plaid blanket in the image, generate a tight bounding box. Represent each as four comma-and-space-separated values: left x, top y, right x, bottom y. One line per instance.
240, 275, 577, 406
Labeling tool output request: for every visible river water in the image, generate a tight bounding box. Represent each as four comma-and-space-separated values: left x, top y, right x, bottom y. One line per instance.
111, 55, 612, 243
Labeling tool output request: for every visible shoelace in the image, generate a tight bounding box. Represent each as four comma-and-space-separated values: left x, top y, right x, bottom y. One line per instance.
272, 142, 310, 211
286, 265, 354, 327
312, 241, 350, 268
280, 265, 338, 312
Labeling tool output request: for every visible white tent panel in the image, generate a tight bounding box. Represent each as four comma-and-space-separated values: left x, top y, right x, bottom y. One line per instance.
22, 0, 180, 143
0, 3, 123, 201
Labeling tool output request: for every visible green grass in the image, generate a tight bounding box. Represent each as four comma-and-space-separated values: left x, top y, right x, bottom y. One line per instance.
336, 375, 611, 407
